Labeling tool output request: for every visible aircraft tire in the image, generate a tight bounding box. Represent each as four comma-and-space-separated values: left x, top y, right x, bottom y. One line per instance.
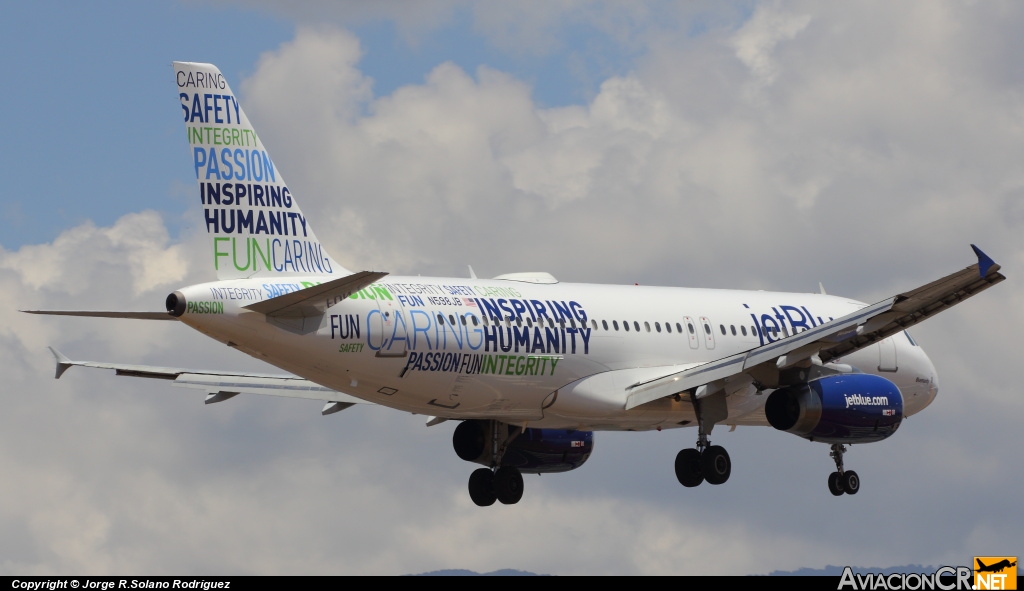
701, 445, 731, 485
494, 466, 524, 505
828, 472, 845, 496
468, 468, 497, 507
675, 448, 704, 487
842, 470, 860, 495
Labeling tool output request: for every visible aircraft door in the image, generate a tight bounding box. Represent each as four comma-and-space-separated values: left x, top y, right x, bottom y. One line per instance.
878, 338, 897, 372
683, 316, 700, 349
699, 316, 716, 350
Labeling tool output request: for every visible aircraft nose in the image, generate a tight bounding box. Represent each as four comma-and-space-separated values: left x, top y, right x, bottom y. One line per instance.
907, 341, 939, 411
920, 347, 939, 402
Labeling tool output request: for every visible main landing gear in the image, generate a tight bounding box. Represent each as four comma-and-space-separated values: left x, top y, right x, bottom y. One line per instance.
827, 443, 859, 496
468, 466, 524, 507
457, 420, 525, 507
674, 434, 731, 487
674, 386, 731, 488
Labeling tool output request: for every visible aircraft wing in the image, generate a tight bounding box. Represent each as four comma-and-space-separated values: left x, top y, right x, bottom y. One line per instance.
48, 347, 368, 411
625, 245, 1005, 410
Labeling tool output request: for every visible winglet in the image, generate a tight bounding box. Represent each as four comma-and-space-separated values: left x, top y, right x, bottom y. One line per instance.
971, 244, 998, 278
48, 347, 74, 380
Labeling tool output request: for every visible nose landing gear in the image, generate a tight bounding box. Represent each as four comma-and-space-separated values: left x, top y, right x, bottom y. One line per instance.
828, 443, 859, 496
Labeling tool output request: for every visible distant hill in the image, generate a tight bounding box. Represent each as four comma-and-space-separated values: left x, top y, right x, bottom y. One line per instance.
408, 569, 546, 576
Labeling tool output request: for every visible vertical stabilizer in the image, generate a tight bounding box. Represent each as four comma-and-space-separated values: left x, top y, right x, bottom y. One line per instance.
173, 62, 349, 279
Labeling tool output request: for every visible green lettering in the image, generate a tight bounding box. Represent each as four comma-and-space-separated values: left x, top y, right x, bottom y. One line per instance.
252, 238, 271, 271
548, 358, 560, 375
213, 237, 230, 270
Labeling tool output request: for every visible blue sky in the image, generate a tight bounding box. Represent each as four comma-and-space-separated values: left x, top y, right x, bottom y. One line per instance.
0, 0, 676, 249
1, 0, 1022, 576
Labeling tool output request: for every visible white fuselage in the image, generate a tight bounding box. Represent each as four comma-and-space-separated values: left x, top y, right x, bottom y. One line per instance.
176, 275, 939, 431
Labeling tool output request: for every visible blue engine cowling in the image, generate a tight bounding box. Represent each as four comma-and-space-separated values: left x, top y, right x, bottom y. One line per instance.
453, 420, 593, 474
764, 374, 903, 444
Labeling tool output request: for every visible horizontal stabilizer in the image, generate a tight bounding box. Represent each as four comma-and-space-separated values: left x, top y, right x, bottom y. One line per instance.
44, 348, 370, 405
244, 270, 388, 318
24, 310, 175, 320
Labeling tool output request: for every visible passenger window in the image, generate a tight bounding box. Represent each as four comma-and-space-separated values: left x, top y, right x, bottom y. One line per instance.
437, 313, 445, 324
687, 323, 695, 334
655, 322, 662, 333
634, 321, 640, 332
613, 320, 619, 331
644, 321, 651, 332
719, 324, 726, 335
472, 316, 479, 326
602, 320, 609, 330
741, 326, 747, 336
624, 321, 630, 332
461, 316, 467, 326
666, 323, 672, 333
704, 323, 711, 334
676, 323, 683, 333
592, 319, 598, 330
730, 325, 736, 336
449, 315, 456, 326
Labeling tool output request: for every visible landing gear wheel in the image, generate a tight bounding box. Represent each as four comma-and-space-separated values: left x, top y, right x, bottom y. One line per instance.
701, 445, 731, 485
828, 472, 845, 496
468, 468, 496, 507
494, 466, 524, 505
841, 470, 860, 495
675, 448, 704, 487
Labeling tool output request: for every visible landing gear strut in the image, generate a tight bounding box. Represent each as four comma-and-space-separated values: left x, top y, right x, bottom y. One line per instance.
675, 386, 731, 488
827, 443, 859, 496
462, 421, 525, 507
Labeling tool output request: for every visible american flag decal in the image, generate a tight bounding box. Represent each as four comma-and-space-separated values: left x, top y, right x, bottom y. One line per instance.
463, 298, 477, 306
570, 440, 584, 447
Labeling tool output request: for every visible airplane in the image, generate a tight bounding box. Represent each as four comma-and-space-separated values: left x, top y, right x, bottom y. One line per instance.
976, 559, 1016, 574
25, 62, 1005, 507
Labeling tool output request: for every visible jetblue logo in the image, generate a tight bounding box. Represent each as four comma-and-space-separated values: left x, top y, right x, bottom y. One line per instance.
844, 394, 890, 408
744, 303, 832, 345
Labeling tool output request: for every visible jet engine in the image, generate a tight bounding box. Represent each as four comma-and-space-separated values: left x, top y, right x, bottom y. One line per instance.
764, 373, 903, 444
452, 420, 593, 473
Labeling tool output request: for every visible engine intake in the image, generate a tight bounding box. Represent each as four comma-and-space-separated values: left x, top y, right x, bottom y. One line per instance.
453, 420, 593, 474
764, 373, 903, 444
166, 291, 187, 317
